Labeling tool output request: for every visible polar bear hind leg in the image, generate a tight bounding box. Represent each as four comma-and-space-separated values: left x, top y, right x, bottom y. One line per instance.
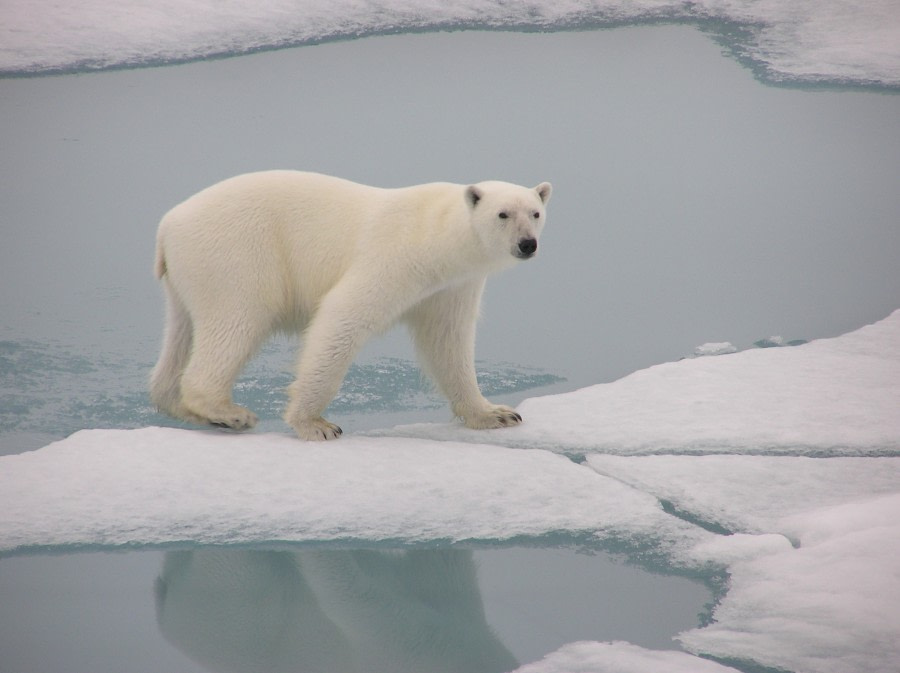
174, 307, 270, 431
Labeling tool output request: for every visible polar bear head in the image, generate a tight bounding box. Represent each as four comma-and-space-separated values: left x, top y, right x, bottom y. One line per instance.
465, 181, 552, 263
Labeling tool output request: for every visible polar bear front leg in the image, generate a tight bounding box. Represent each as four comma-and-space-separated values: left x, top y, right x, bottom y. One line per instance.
408, 280, 523, 430
284, 334, 351, 441
284, 279, 386, 440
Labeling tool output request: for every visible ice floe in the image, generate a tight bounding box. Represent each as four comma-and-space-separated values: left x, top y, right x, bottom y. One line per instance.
0, 429, 706, 555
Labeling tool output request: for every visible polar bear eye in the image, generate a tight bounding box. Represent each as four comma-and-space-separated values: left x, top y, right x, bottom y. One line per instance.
498, 211, 509, 220
532, 211, 541, 219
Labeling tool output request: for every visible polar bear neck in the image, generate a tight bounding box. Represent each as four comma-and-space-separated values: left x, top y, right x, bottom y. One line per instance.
374, 183, 508, 283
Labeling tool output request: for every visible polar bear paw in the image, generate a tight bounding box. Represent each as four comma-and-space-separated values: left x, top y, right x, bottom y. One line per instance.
462, 404, 523, 430
205, 404, 258, 431
290, 417, 344, 441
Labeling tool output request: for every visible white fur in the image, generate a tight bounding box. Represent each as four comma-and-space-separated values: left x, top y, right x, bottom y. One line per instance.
150, 170, 551, 440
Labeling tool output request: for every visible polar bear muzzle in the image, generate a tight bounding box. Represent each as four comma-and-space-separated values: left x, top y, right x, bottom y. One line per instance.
517, 237, 538, 258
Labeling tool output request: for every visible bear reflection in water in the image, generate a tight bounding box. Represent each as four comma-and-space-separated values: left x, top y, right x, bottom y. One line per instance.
155, 549, 518, 673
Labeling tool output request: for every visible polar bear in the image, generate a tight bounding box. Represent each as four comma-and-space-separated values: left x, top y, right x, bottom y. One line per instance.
150, 171, 551, 440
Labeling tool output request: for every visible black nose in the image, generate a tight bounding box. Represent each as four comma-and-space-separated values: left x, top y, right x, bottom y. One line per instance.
518, 238, 538, 256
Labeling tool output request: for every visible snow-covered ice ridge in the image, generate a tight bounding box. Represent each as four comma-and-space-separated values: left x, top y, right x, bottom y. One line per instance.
3, 0, 900, 87
2, 310, 899, 673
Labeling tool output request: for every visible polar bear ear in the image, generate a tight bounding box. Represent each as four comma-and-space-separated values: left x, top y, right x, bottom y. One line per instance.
465, 185, 484, 208
534, 182, 552, 204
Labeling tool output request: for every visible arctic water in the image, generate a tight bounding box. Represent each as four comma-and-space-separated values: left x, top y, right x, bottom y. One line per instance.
2, 7, 900, 673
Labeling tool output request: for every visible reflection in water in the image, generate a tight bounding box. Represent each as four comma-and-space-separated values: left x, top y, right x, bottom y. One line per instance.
155, 549, 518, 673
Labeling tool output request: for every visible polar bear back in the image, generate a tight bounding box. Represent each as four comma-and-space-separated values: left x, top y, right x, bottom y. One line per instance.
156, 171, 469, 326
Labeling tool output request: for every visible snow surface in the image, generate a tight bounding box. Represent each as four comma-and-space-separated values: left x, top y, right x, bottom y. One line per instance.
2, 310, 899, 672
2, 0, 899, 86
